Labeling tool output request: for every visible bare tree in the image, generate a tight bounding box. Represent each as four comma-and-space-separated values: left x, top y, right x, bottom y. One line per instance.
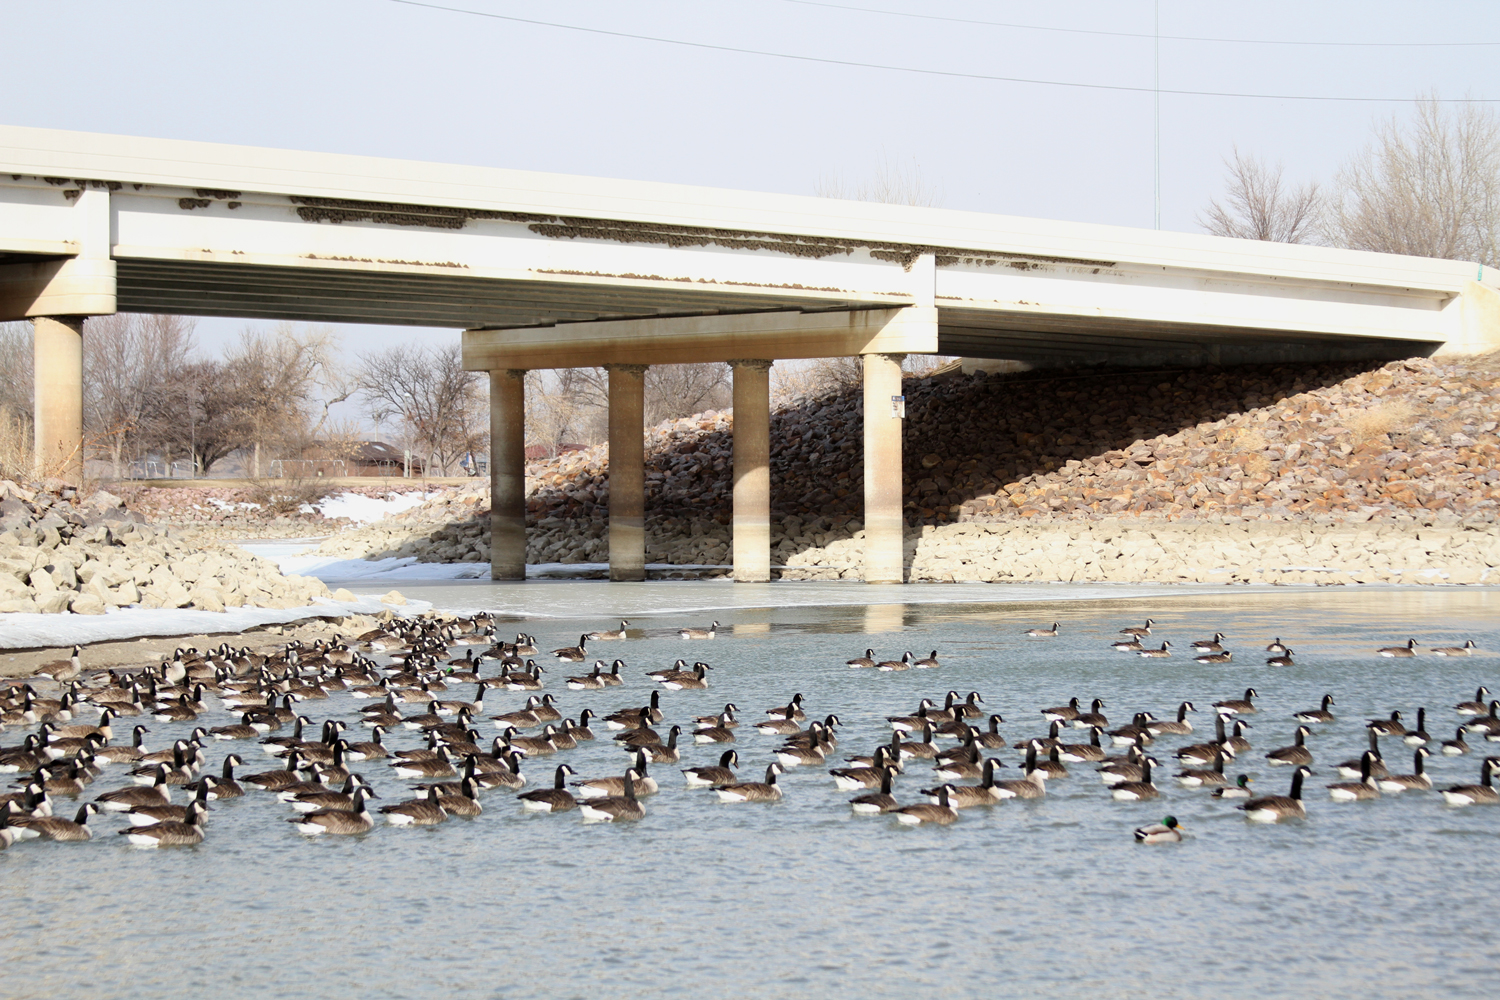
816, 152, 944, 208
84, 314, 197, 478
1199, 147, 1322, 244
225, 323, 349, 477
355, 343, 485, 475
1326, 97, 1500, 266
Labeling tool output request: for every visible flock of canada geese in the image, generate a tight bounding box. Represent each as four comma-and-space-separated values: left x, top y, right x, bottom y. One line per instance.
0, 612, 1494, 849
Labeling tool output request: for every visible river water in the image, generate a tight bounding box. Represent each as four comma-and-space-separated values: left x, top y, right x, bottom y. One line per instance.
3, 583, 1497, 999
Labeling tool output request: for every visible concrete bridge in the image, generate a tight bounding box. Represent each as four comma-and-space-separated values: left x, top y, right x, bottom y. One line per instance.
3, 125, 1497, 582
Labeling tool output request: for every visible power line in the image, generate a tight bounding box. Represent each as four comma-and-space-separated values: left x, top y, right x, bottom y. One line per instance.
385, 0, 1500, 102
779, 0, 1500, 47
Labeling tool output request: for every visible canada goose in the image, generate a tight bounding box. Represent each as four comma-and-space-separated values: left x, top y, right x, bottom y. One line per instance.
1439, 757, 1500, 806
1463, 701, 1500, 736
187, 755, 245, 800
895, 723, 940, 762
926, 758, 1007, 808
684, 750, 740, 789
913, 651, 941, 669
661, 664, 710, 691
1134, 816, 1183, 843
640, 726, 683, 764
1194, 650, 1233, 664
849, 767, 900, 813
12, 802, 97, 842
1293, 695, 1336, 724
677, 621, 719, 640
90, 725, 151, 766
1441, 727, 1471, 756
1266, 726, 1314, 766
715, 763, 784, 803
1075, 698, 1109, 730
1379, 747, 1433, 793
611, 718, 661, 748
578, 769, 647, 821
1263, 648, 1294, 667
550, 635, 589, 662
1042, 697, 1081, 724
765, 694, 806, 722
585, 621, 630, 642
570, 710, 596, 741
574, 752, 659, 798
290, 787, 375, 835
1120, 619, 1156, 637
1110, 757, 1161, 801
432, 778, 482, 817
515, 635, 539, 656
1025, 623, 1059, 637
597, 656, 621, 689
887, 700, 939, 733
380, 786, 448, 826
344, 727, 389, 762
646, 659, 693, 683
1138, 642, 1173, 659
1107, 713, 1156, 747
1454, 687, 1492, 716
127, 782, 212, 826
566, 662, 609, 690
1212, 774, 1254, 799
1176, 751, 1228, 788
693, 715, 736, 745
1239, 765, 1310, 822
1213, 688, 1259, 715
931, 750, 983, 782
490, 706, 541, 732
500, 662, 546, 691
1376, 638, 1419, 658
894, 784, 958, 825
1146, 702, 1196, 736
1014, 719, 1067, 753
1432, 639, 1478, 656
53, 709, 115, 742
876, 652, 914, 672
1175, 715, 1234, 765
1367, 711, 1406, 737
121, 801, 207, 847
1192, 633, 1228, 653
846, 649, 878, 668
389, 747, 457, 779
209, 714, 267, 741
776, 725, 832, 768
829, 747, 899, 790
1403, 708, 1431, 746
982, 743, 1042, 799
287, 775, 377, 813
1335, 727, 1389, 779
1224, 719, 1253, 756
94, 765, 173, 811
973, 715, 1007, 750
35, 645, 83, 682
517, 764, 580, 813
607, 691, 664, 728
1111, 638, 1145, 653
1328, 751, 1382, 801
507, 726, 561, 757
1056, 727, 1106, 763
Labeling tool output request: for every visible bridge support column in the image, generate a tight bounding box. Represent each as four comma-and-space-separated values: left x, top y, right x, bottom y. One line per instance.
730, 359, 774, 583
862, 352, 906, 583
607, 364, 648, 582
489, 368, 527, 581
33, 315, 85, 485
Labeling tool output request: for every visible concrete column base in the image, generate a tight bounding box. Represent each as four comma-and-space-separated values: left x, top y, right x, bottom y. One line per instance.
730, 359, 773, 582
607, 364, 648, 582
489, 368, 527, 581
33, 315, 85, 485
862, 352, 906, 583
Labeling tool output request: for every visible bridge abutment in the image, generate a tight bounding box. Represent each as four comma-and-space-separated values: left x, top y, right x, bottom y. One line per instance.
862, 352, 906, 584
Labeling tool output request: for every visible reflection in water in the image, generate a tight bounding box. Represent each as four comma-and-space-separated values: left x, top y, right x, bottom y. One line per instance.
2, 586, 1498, 999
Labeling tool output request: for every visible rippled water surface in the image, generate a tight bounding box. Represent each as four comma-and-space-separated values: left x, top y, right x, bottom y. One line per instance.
4, 585, 1499, 999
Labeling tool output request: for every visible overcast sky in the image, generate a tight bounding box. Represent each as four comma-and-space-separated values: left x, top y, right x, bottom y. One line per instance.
7, 0, 1500, 401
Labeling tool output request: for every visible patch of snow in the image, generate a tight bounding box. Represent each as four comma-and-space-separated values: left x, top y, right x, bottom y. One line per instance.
0, 594, 430, 651
315, 491, 441, 525
207, 498, 261, 512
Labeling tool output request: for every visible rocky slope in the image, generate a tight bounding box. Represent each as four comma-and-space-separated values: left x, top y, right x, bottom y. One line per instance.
0, 480, 329, 614
310, 351, 1500, 582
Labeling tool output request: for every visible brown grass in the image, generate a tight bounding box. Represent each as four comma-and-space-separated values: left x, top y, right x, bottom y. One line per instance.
0, 407, 32, 481
1347, 400, 1415, 444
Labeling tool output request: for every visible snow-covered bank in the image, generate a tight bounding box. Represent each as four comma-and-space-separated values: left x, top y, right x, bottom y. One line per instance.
0, 592, 430, 650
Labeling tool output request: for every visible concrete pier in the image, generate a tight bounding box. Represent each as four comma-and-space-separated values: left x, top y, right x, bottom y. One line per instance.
862, 352, 906, 583
32, 315, 85, 484
730, 359, 773, 582
488, 368, 527, 581
607, 364, 648, 581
